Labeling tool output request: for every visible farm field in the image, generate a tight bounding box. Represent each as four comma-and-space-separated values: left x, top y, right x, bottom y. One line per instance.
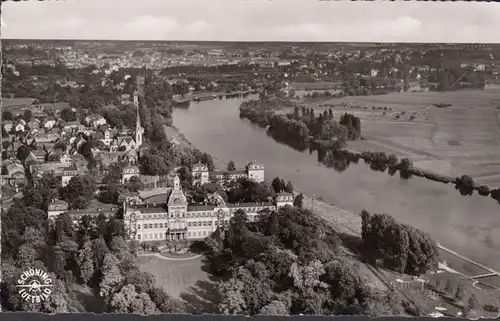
297, 90, 500, 186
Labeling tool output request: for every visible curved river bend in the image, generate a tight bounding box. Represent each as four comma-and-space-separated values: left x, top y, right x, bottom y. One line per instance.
173, 96, 500, 271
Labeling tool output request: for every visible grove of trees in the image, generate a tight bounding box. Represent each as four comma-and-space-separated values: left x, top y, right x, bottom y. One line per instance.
204, 206, 405, 316
361, 210, 440, 275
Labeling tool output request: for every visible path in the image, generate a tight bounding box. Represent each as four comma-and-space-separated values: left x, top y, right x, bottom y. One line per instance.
138, 253, 202, 261
437, 244, 500, 277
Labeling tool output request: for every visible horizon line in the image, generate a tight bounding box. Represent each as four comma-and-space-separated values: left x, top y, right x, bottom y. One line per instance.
3, 38, 500, 45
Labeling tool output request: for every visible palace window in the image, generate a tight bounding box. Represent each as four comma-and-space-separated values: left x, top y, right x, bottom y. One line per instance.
202, 221, 207, 226
159, 223, 163, 228
154, 223, 158, 229
154, 233, 158, 239
208, 221, 212, 226
138, 234, 141, 239
137, 224, 141, 229
188, 232, 191, 237
148, 224, 153, 228
198, 231, 201, 237
188, 222, 192, 227
144, 234, 148, 240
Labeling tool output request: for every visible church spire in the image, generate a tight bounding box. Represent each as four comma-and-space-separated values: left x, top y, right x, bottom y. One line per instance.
134, 90, 144, 147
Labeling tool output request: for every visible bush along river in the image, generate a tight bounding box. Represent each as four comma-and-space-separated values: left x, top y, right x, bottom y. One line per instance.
172, 95, 500, 271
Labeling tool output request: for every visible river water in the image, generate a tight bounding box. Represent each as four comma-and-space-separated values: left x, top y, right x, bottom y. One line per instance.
173, 96, 500, 271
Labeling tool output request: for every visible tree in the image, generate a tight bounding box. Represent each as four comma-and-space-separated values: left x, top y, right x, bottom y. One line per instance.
466, 293, 478, 311
77, 241, 95, 284
148, 287, 186, 313
16, 243, 38, 270
227, 160, 236, 171
61, 107, 77, 122
271, 177, 285, 193
293, 193, 304, 208
60, 174, 97, 209
259, 300, 288, 315
125, 176, 143, 193
16, 145, 31, 162
444, 280, 454, 295
109, 284, 157, 314
23, 109, 32, 122
41, 277, 70, 313
218, 277, 246, 315
99, 253, 125, 300
3, 110, 13, 120
455, 285, 466, 301
283, 181, 294, 193
434, 279, 442, 291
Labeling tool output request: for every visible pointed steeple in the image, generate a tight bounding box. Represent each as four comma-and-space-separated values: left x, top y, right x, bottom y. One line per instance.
173, 175, 180, 191
134, 90, 144, 147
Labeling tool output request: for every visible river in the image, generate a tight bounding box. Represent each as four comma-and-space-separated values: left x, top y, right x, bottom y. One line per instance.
172, 96, 500, 271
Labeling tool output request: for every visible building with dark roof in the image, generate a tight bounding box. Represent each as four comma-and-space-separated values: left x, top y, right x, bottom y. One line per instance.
124, 175, 291, 243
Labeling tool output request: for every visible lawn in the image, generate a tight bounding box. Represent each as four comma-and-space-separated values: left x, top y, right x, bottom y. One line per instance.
137, 255, 221, 314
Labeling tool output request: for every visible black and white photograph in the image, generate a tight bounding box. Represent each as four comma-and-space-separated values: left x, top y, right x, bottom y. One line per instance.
1, 0, 500, 317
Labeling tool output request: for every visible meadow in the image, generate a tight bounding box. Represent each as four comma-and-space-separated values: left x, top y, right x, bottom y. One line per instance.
298, 90, 500, 186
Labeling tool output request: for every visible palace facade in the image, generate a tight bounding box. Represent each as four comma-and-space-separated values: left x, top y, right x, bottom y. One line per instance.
123, 175, 293, 242
192, 161, 265, 185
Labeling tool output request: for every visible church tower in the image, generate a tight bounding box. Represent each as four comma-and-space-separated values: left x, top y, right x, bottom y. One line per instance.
134, 91, 144, 147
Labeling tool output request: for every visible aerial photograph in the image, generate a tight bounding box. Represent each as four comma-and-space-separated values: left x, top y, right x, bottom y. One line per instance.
1, 0, 500, 317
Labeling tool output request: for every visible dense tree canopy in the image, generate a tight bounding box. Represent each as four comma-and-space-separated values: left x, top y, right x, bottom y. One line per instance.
361, 210, 440, 275
205, 206, 404, 316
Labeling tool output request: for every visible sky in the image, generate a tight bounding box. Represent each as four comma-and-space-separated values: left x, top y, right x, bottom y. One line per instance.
2, 0, 500, 43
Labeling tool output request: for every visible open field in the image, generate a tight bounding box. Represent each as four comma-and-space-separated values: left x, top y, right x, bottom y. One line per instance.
1, 97, 37, 108
296, 90, 500, 186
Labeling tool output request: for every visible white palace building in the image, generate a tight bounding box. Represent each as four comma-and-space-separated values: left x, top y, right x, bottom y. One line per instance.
123, 175, 294, 242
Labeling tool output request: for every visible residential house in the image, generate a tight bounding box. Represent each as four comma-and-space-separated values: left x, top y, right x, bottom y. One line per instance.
97, 151, 122, 172
44, 118, 57, 130
64, 207, 119, 224
121, 165, 140, 184
30, 162, 67, 179
61, 166, 80, 187
31, 149, 47, 163
275, 192, 294, 208
3, 121, 14, 133
60, 152, 72, 164
47, 199, 69, 220
69, 135, 87, 151
2, 161, 25, 187
121, 149, 139, 165
63, 121, 85, 132
84, 114, 107, 128
15, 122, 25, 132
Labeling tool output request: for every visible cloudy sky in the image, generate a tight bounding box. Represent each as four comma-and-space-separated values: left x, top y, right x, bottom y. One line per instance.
2, 0, 500, 43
